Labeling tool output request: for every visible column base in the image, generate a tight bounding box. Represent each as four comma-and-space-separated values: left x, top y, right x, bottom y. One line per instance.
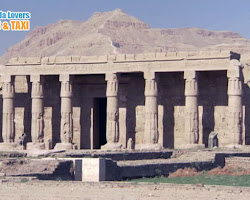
135, 143, 163, 150
179, 144, 205, 149
101, 142, 122, 150
26, 142, 45, 150
54, 143, 73, 150
0, 143, 16, 150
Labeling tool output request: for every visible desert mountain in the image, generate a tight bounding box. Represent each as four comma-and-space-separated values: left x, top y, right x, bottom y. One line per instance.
1, 9, 250, 64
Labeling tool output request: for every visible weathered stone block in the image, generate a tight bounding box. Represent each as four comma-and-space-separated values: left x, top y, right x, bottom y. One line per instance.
82, 158, 106, 182
208, 132, 218, 148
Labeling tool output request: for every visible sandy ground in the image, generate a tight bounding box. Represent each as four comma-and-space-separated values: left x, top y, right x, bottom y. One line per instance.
0, 181, 250, 200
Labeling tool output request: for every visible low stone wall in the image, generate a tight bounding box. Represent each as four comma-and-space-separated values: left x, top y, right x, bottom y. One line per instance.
62, 150, 173, 161
118, 161, 217, 179
225, 156, 250, 169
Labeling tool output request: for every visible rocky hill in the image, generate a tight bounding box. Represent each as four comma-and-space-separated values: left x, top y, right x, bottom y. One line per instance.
1, 9, 250, 64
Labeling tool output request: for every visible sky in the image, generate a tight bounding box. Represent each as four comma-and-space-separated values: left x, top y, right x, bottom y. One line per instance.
0, 0, 250, 55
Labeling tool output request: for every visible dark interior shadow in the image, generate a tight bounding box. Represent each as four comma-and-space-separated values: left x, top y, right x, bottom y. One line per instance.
199, 71, 227, 147
125, 73, 144, 146
43, 75, 60, 147
160, 72, 185, 149
243, 84, 250, 144
13, 76, 32, 145
24, 75, 31, 144
202, 105, 215, 147
163, 104, 174, 148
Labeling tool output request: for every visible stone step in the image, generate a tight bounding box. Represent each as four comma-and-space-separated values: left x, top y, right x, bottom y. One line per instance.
60, 150, 173, 161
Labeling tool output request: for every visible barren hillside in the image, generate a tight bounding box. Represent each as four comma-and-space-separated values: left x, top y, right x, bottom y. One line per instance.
1, 9, 250, 64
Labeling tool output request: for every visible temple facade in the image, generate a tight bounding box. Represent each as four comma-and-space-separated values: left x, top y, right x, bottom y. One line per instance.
0, 51, 247, 150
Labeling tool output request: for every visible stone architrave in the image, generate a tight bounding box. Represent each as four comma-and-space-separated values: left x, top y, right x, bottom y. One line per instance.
0, 75, 15, 149
101, 73, 122, 149
54, 74, 73, 150
27, 75, 45, 150
227, 59, 243, 147
140, 72, 161, 150
184, 71, 203, 149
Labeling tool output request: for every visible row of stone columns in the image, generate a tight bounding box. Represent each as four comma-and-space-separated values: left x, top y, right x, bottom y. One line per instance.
0, 59, 243, 150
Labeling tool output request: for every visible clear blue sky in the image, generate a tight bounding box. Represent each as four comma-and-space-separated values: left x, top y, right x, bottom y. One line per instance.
0, 0, 249, 55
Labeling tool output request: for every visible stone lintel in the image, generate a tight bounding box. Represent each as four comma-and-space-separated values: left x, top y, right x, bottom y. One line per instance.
6, 51, 235, 66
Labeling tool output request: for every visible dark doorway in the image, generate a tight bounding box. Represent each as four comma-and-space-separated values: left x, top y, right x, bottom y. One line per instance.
93, 98, 107, 149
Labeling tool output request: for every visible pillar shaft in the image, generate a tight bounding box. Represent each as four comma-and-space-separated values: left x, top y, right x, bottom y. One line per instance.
2, 78, 15, 143
144, 77, 158, 144
227, 60, 242, 145
60, 80, 73, 144
31, 76, 44, 143
106, 73, 119, 144
54, 74, 73, 150
184, 71, 199, 145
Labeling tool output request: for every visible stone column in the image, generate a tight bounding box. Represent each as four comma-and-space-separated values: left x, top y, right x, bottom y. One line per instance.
27, 75, 45, 150
184, 71, 203, 148
140, 72, 161, 150
0, 75, 15, 150
227, 59, 243, 147
54, 74, 73, 150
101, 73, 122, 149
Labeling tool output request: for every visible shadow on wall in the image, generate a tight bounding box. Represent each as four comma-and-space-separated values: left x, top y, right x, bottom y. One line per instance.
159, 72, 185, 149
43, 75, 60, 148
158, 71, 228, 148
126, 73, 145, 147
199, 71, 227, 147
244, 83, 250, 145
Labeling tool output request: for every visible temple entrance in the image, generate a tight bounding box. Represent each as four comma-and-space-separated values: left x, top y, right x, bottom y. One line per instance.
93, 98, 107, 149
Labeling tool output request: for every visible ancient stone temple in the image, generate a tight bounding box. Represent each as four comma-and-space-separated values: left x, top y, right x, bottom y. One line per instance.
0, 51, 247, 150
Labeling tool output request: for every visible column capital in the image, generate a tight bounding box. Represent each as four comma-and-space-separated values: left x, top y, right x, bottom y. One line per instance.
60, 74, 72, 82
105, 73, 119, 82
1, 75, 13, 83
31, 75, 43, 99
106, 73, 119, 97
144, 71, 157, 80
184, 70, 197, 80
227, 60, 242, 96
184, 71, 198, 97
2, 75, 14, 99
30, 75, 43, 83
227, 60, 241, 79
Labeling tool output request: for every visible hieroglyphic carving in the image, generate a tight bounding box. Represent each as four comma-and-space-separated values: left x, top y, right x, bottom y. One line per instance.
105, 73, 119, 144
60, 74, 73, 144
144, 72, 159, 144
227, 59, 243, 145
31, 75, 44, 143
184, 71, 199, 144
2, 75, 15, 143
